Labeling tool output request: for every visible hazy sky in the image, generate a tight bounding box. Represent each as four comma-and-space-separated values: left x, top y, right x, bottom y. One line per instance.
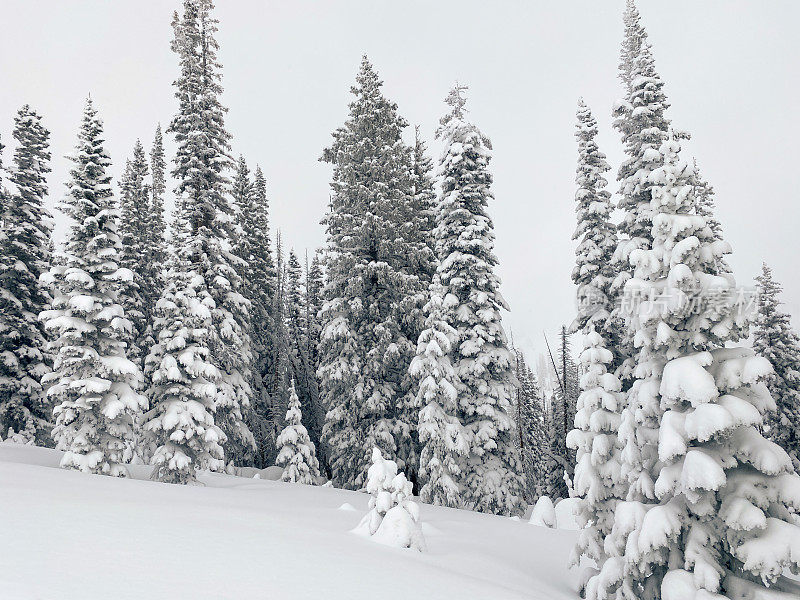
2, 0, 798, 362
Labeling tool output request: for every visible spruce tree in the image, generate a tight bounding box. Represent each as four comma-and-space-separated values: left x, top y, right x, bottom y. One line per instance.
146, 0, 253, 480
566, 328, 625, 594
0, 105, 54, 444
410, 281, 468, 508
591, 135, 800, 600
144, 124, 167, 324
232, 161, 276, 468
433, 85, 525, 515
319, 57, 427, 489
571, 99, 623, 371
512, 349, 548, 502
611, 0, 672, 385
117, 140, 150, 368
42, 99, 146, 475
269, 232, 290, 451
753, 263, 800, 470
275, 379, 321, 484
286, 248, 322, 450
547, 326, 580, 496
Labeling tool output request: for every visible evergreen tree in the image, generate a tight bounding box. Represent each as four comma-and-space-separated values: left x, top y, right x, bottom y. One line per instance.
144, 125, 168, 340
433, 84, 525, 515
42, 99, 146, 476
410, 281, 468, 508
753, 263, 800, 470
0, 105, 54, 444
286, 248, 322, 450
269, 232, 290, 454
512, 349, 548, 502
691, 159, 730, 277
275, 379, 321, 484
232, 162, 276, 468
319, 57, 427, 489
542, 390, 569, 500
591, 135, 800, 600
566, 328, 625, 594
117, 140, 150, 368
611, 0, 671, 385
548, 326, 579, 496
146, 0, 253, 480
571, 99, 623, 372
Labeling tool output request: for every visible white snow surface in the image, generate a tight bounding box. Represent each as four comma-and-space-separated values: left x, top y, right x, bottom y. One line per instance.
0, 442, 578, 599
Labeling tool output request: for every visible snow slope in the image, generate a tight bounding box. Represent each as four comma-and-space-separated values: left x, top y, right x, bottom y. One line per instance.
0, 442, 577, 600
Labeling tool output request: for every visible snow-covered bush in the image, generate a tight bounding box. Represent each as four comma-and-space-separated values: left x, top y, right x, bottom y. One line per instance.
275, 380, 320, 485
529, 496, 556, 528
355, 447, 426, 551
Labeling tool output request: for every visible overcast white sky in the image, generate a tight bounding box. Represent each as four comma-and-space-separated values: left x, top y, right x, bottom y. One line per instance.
1, 0, 798, 362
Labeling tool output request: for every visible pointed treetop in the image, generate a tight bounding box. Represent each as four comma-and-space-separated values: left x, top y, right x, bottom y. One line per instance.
438, 83, 469, 133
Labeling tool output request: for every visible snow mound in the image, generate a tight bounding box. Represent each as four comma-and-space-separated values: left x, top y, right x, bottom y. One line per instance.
260, 465, 284, 481
371, 505, 427, 552
338, 502, 357, 512
554, 498, 581, 531
529, 496, 556, 528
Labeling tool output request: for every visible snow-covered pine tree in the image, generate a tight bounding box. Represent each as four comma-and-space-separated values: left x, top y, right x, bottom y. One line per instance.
410, 126, 437, 250
571, 99, 623, 372
548, 325, 580, 495
232, 161, 276, 468
591, 134, 800, 600
286, 248, 322, 451
0, 105, 54, 445
303, 250, 326, 472
543, 389, 570, 501
304, 250, 324, 373
42, 99, 146, 476
143, 125, 168, 343
146, 0, 253, 479
268, 232, 290, 453
410, 280, 468, 508
117, 140, 150, 369
753, 263, 800, 470
691, 159, 730, 277
512, 349, 548, 502
319, 57, 427, 489
566, 327, 625, 595
611, 0, 672, 385
434, 84, 525, 515
275, 379, 321, 484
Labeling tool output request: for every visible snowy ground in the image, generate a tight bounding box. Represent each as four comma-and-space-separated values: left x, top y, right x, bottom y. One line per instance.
0, 442, 578, 600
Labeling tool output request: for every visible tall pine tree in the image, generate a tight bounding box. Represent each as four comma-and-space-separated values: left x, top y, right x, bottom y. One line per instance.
0, 105, 54, 444
753, 263, 800, 470
117, 140, 150, 368
611, 0, 671, 385
512, 349, 548, 502
319, 57, 428, 489
433, 84, 524, 515
286, 248, 322, 451
410, 280, 468, 508
571, 99, 623, 371
42, 99, 146, 476
591, 135, 800, 600
232, 161, 276, 467
146, 0, 253, 481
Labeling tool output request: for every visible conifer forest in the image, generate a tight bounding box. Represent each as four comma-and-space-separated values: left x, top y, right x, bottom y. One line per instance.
1, 1, 799, 599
